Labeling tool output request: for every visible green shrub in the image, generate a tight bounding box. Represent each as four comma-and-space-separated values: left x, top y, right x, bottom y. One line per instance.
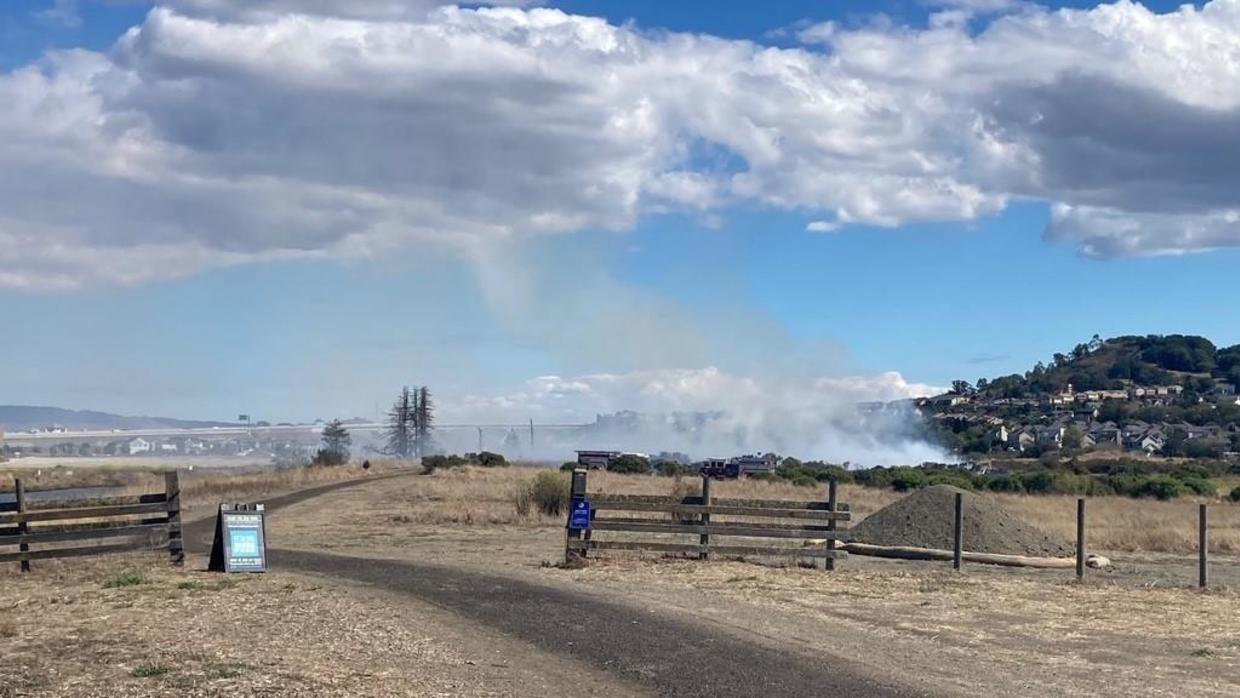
1046, 472, 1091, 495
788, 473, 818, 488
514, 471, 571, 517
1083, 477, 1118, 497
924, 471, 977, 490
852, 467, 894, 489
474, 451, 508, 468
131, 664, 171, 678
1130, 475, 1185, 501
103, 568, 148, 589
1018, 470, 1054, 494
1180, 477, 1216, 497
608, 454, 651, 474
654, 460, 690, 477
560, 462, 577, 472
985, 474, 1024, 493
890, 469, 927, 492
810, 465, 851, 483
1230, 486, 1240, 503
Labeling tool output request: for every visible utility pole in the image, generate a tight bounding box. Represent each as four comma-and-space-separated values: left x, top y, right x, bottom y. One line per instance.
477, 427, 483, 452
529, 419, 535, 451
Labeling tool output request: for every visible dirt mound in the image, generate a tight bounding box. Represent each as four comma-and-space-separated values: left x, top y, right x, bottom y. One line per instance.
847, 485, 1072, 557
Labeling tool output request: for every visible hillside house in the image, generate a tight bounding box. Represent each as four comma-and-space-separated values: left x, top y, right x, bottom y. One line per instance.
1007, 428, 1036, 452
1035, 425, 1065, 447
923, 394, 972, 408
1124, 428, 1166, 454
1088, 426, 1123, 449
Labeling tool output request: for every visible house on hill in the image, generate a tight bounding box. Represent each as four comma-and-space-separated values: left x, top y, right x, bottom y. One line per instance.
1007, 427, 1036, 453
1088, 425, 1123, 450
1124, 428, 1166, 454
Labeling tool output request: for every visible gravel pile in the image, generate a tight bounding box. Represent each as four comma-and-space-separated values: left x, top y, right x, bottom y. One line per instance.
847, 485, 1072, 557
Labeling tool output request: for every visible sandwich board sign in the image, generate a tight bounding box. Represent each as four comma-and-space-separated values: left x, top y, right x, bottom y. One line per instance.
208, 503, 268, 573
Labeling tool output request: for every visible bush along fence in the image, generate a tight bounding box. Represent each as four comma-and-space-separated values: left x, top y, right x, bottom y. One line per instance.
0, 471, 184, 571
564, 469, 851, 567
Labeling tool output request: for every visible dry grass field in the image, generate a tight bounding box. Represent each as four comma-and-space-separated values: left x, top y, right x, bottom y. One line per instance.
4, 466, 1240, 696
0, 556, 471, 697
263, 467, 1240, 697
0, 554, 637, 698
5, 461, 1238, 554
312, 465, 1240, 555
0, 461, 405, 519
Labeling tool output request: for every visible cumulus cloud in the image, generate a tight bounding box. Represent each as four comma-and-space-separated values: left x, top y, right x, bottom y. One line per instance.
6, 0, 1240, 290
165, 0, 538, 22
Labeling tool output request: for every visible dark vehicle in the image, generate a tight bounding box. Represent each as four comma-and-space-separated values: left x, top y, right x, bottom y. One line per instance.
699, 453, 779, 479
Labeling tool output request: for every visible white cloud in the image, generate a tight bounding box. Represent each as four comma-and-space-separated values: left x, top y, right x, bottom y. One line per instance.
806, 220, 841, 233
34, 0, 83, 28
7, 1, 1240, 289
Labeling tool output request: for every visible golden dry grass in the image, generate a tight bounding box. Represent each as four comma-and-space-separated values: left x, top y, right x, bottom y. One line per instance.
392, 467, 1239, 555
0, 555, 518, 697
0, 461, 405, 519
997, 493, 1240, 554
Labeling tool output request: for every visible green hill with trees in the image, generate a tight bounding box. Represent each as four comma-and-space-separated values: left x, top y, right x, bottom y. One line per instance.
965, 334, 1240, 399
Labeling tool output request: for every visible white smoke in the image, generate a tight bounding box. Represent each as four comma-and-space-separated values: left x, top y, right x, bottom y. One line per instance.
442, 367, 947, 465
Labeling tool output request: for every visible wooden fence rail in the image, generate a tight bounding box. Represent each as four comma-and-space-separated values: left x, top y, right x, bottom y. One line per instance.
565, 470, 850, 566
0, 471, 184, 570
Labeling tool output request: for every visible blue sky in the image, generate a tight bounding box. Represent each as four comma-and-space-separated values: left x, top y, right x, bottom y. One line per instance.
1, 0, 1238, 428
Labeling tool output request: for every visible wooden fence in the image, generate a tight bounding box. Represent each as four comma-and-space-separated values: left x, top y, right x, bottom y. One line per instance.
565, 470, 850, 566
0, 471, 184, 570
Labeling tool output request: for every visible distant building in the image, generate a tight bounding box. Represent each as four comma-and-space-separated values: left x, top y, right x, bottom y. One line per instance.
127, 437, 152, 455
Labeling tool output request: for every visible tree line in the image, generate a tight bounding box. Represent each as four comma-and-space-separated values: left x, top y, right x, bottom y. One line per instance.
314, 385, 435, 465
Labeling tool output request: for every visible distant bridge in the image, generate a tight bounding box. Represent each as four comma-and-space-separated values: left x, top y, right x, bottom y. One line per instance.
1, 422, 590, 447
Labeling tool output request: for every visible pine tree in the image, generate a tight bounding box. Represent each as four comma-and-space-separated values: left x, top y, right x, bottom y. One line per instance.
386, 386, 415, 459
317, 419, 351, 465
414, 386, 434, 457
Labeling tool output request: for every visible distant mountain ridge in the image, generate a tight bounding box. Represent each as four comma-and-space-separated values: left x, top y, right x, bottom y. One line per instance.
0, 405, 236, 432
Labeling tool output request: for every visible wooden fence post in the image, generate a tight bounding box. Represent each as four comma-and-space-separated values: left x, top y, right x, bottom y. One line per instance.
1076, 498, 1086, 581
952, 491, 963, 571
16, 478, 30, 573
1199, 504, 1208, 590
826, 479, 839, 571
699, 474, 712, 560
165, 470, 184, 566
565, 468, 588, 563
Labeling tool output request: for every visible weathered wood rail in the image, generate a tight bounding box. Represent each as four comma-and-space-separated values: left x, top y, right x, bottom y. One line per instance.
565, 470, 850, 566
0, 471, 184, 570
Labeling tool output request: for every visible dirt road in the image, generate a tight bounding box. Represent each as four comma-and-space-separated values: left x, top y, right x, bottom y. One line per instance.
185, 475, 930, 698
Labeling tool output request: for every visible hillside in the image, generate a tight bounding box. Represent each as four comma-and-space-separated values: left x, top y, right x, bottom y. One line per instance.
928, 334, 1240, 460
0, 405, 235, 433
967, 335, 1239, 399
